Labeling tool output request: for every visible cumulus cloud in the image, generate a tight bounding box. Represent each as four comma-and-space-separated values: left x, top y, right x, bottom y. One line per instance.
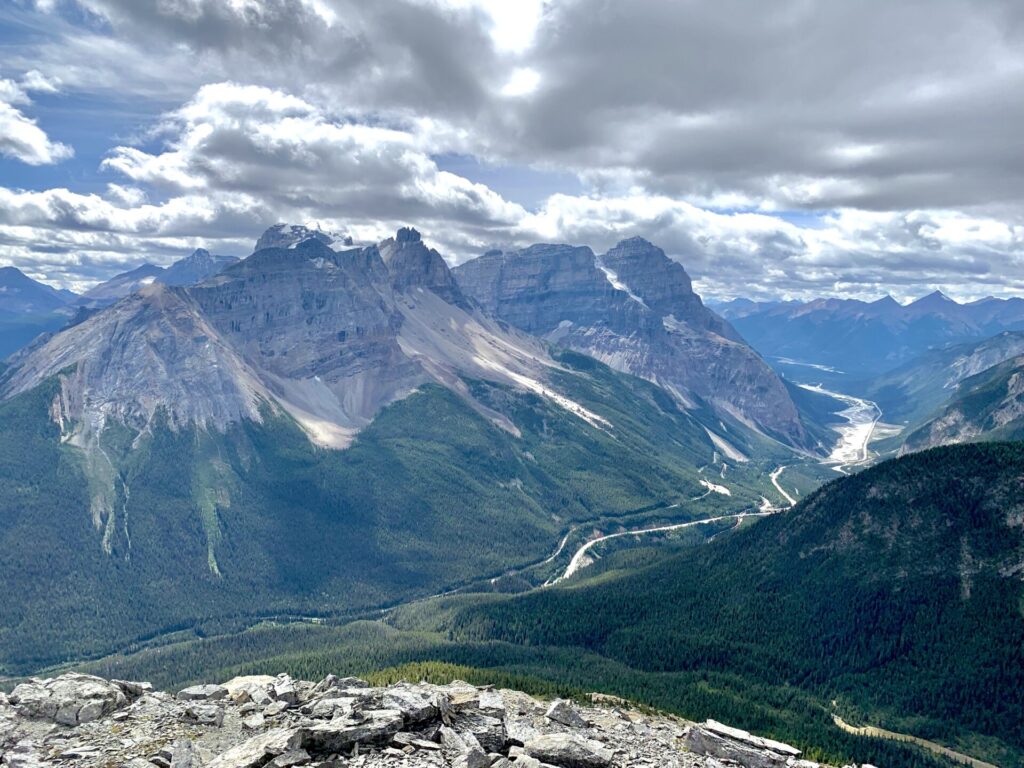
0, 78, 73, 165
102, 82, 525, 233
517, 195, 1024, 301
2, 0, 1024, 300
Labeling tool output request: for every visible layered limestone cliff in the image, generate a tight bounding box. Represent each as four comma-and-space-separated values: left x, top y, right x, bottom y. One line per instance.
454, 238, 811, 450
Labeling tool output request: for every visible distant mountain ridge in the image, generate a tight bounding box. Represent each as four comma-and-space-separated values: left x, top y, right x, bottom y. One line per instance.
74, 249, 239, 309
0, 266, 77, 315
714, 292, 1024, 376
454, 237, 818, 451
860, 330, 1024, 426
0, 267, 78, 359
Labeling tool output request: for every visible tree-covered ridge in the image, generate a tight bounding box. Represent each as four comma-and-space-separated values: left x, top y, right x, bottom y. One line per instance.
444, 443, 1024, 765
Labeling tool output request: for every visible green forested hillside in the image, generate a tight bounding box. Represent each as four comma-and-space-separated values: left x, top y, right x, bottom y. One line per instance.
0, 349, 780, 672
902, 355, 1024, 451
55, 443, 1024, 768
445, 442, 1024, 764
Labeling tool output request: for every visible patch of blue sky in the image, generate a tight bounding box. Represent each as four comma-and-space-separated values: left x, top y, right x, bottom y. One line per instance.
433, 153, 583, 210
0, 90, 168, 194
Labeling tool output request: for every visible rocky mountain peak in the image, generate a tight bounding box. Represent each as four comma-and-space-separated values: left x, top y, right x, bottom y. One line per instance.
160, 249, 240, 288
453, 239, 812, 449
254, 223, 352, 253
377, 229, 466, 306
909, 289, 957, 310
0, 672, 842, 768
5, 224, 610, 457
395, 226, 422, 243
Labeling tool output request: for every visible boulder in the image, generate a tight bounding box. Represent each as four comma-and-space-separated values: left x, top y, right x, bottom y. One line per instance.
684, 721, 799, 768
382, 685, 438, 724
545, 699, 587, 729
8, 674, 129, 725
207, 728, 307, 768
169, 739, 198, 768
302, 709, 404, 753
242, 713, 266, 730
223, 676, 276, 704
306, 697, 356, 720
272, 676, 299, 706
524, 733, 613, 768
183, 703, 225, 727
177, 684, 228, 702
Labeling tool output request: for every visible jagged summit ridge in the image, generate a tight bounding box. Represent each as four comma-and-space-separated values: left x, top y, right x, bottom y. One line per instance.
0, 672, 854, 768
1, 228, 607, 452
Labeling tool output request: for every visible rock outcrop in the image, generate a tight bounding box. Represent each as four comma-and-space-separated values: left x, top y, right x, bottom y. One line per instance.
453, 238, 813, 450
0, 673, 866, 768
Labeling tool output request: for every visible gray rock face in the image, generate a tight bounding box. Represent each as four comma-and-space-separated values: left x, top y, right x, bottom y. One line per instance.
159, 249, 240, 287
0, 673, 839, 768
454, 237, 811, 449
377, 227, 468, 307
178, 684, 229, 702
7, 674, 139, 726
1, 230, 613, 554
685, 719, 801, 768
3, 231, 592, 452
545, 699, 587, 729
524, 732, 613, 767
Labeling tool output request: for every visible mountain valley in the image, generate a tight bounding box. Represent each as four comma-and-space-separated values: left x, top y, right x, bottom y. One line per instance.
2, 227, 1022, 768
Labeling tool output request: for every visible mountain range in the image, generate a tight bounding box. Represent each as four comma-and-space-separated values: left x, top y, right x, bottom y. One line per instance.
0, 248, 242, 357
0, 225, 792, 671
73, 249, 240, 309
900, 353, 1024, 452
858, 330, 1024, 426
714, 292, 1024, 377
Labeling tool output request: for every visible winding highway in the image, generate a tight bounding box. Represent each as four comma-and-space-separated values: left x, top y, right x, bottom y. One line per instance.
770, 466, 797, 507
551, 509, 775, 584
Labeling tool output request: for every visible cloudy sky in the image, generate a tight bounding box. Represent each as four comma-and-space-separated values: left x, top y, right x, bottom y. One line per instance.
2, 0, 1024, 300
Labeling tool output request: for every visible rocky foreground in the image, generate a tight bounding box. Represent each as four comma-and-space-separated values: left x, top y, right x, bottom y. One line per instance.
0, 673, 872, 768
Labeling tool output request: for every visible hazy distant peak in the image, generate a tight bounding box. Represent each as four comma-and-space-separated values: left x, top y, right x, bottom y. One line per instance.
911, 289, 957, 306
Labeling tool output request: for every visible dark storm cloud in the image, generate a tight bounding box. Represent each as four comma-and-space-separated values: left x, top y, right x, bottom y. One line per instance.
510, 0, 1024, 212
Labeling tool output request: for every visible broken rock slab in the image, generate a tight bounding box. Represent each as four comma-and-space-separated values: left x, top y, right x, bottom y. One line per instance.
7, 674, 135, 726
685, 719, 802, 768
524, 732, 613, 768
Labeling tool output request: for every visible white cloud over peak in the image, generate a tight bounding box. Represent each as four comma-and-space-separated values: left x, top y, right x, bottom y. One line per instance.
0, 78, 73, 166
2, 0, 1024, 301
